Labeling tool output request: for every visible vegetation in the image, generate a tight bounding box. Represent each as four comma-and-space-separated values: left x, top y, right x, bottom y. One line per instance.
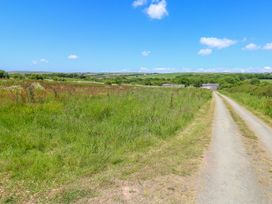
1, 70, 271, 202
47, 100, 214, 203
0, 80, 211, 202
7, 71, 272, 88
0, 70, 9, 79
222, 81, 272, 118
223, 98, 257, 140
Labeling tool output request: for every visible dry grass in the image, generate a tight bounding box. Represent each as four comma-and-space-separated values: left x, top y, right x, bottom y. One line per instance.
223, 98, 257, 140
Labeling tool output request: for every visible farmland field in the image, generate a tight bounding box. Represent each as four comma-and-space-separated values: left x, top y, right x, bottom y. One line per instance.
0, 80, 211, 202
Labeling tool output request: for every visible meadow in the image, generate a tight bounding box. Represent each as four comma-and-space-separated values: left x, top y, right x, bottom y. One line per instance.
0, 80, 211, 201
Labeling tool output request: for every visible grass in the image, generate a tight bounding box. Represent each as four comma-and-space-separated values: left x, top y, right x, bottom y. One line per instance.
52, 189, 96, 204
223, 92, 272, 117
0, 81, 212, 202
223, 96, 272, 200
223, 97, 257, 140
221, 91, 272, 126
45, 96, 215, 203
261, 79, 272, 83
221, 83, 272, 121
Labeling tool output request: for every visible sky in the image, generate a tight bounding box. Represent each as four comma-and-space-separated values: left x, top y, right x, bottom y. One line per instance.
0, 0, 272, 73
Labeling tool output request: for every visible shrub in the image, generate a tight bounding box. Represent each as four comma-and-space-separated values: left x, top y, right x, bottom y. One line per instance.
0, 70, 9, 79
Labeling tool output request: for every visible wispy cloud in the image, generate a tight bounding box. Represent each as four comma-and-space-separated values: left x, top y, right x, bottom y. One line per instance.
141, 50, 151, 57
40, 58, 48, 63
132, 0, 147, 8
139, 67, 150, 72
264, 66, 272, 71
263, 42, 272, 50
146, 0, 168, 20
243, 43, 260, 51
200, 37, 236, 49
32, 58, 48, 65
136, 66, 271, 73
154, 67, 176, 72
138, 66, 175, 73
67, 54, 79, 60
198, 48, 212, 56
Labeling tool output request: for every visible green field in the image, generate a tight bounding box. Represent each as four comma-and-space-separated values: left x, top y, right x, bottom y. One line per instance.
261, 79, 272, 83
6, 70, 272, 88
0, 80, 211, 202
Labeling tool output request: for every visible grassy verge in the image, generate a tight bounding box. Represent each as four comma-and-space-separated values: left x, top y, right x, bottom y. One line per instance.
222, 96, 272, 200
0, 81, 211, 203
221, 91, 272, 127
42, 97, 214, 204
221, 82, 272, 125
223, 97, 257, 140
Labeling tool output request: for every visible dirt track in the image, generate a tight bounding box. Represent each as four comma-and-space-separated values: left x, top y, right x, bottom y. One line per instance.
220, 94, 272, 155
198, 93, 270, 203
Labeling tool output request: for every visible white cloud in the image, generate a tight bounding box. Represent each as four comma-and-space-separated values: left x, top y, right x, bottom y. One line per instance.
68, 54, 78, 60
40, 58, 48, 63
198, 48, 213, 56
32, 58, 48, 65
154, 67, 176, 72
243, 43, 259, 51
121, 68, 128, 72
242, 37, 247, 42
135, 66, 271, 73
146, 0, 168, 20
200, 37, 236, 49
132, 0, 147, 7
139, 67, 150, 72
263, 43, 272, 50
141, 50, 151, 57
138, 66, 175, 73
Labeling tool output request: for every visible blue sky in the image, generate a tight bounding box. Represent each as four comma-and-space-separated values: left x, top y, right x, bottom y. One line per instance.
1, 0, 272, 73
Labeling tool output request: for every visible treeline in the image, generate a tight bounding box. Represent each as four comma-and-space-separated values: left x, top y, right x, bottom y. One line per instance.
6, 71, 272, 89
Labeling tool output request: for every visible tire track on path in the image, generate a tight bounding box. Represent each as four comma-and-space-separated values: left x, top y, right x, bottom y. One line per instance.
220, 93, 272, 156
198, 93, 268, 204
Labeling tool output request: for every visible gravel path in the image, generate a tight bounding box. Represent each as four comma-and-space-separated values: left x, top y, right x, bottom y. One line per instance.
198, 93, 268, 204
220, 94, 272, 155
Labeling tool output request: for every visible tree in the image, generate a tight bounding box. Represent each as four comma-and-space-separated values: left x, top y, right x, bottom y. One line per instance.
12, 73, 25, 80
250, 78, 260, 85
0, 70, 9, 79
29, 74, 44, 80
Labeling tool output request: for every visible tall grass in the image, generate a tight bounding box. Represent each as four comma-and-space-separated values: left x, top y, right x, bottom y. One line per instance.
0, 82, 211, 193
222, 83, 272, 118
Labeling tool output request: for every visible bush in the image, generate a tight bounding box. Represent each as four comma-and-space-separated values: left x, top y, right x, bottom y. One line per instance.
104, 81, 112, 85
12, 74, 25, 80
0, 70, 9, 79
29, 74, 45, 80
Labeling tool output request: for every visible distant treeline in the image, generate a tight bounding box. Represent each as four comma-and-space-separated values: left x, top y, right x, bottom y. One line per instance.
6, 71, 272, 89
